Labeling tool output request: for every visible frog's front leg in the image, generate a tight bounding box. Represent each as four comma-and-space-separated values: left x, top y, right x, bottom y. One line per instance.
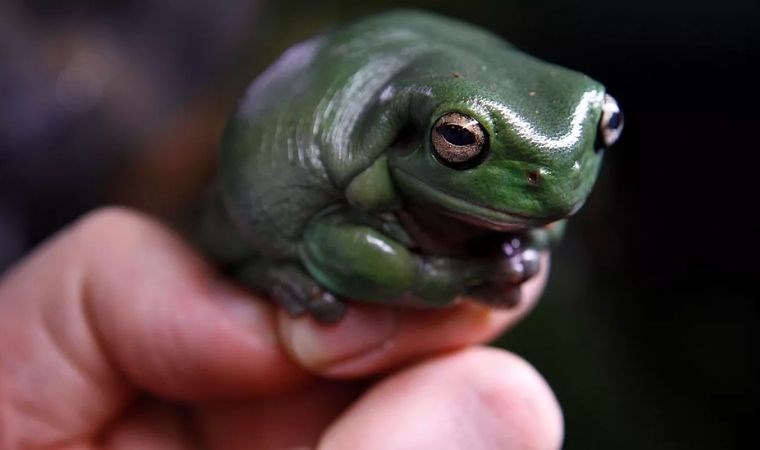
300, 208, 499, 310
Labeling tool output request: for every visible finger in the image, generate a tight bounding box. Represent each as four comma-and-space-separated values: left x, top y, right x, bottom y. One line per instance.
320, 347, 564, 450
0, 208, 310, 448
195, 379, 363, 450
100, 399, 195, 450
103, 380, 363, 450
279, 255, 549, 377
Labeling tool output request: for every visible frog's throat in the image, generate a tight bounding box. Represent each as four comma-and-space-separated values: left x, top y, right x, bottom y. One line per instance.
392, 169, 558, 231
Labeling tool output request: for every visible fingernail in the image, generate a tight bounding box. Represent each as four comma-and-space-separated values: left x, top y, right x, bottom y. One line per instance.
280, 305, 397, 372
209, 280, 278, 345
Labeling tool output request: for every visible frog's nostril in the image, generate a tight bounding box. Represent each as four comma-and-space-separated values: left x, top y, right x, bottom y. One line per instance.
526, 170, 541, 185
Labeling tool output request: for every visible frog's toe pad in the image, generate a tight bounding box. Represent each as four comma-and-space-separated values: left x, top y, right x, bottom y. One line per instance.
308, 291, 347, 323
519, 249, 541, 281
271, 284, 308, 316
501, 245, 542, 284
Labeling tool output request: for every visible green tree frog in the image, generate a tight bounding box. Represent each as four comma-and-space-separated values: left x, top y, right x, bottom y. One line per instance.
199, 10, 623, 322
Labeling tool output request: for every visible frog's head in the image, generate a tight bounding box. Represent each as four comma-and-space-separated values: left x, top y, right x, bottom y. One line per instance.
386, 50, 623, 230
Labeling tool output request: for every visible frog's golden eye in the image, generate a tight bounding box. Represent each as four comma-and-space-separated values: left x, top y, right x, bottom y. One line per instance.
431, 112, 489, 169
599, 94, 623, 148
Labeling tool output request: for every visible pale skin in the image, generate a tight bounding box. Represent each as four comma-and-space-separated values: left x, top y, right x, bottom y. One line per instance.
0, 208, 563, 449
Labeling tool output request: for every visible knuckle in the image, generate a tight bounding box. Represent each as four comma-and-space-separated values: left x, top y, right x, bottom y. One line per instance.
70, 206, 158, 250
75, 206, 148, 233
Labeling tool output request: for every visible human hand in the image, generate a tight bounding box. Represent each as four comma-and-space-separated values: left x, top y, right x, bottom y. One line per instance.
0, 208, 562, 449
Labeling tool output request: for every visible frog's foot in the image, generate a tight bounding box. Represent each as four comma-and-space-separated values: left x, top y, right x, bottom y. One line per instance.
272, 282, 347, 324
495, 220, 565, 288
499, 237, 542, 284
466, 236, 542, 309
236, 262, 347, 324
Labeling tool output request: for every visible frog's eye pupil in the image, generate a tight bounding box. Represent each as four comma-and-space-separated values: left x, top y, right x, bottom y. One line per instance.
431, 112, 489, 169
598, 94, 624, 150
438, 124, 476, 146
607, 112, 622, 130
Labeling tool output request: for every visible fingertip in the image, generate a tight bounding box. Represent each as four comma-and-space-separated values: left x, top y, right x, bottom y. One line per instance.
320, 347, 564, 450
460, 347, 565, 450
278, 304, 398, 372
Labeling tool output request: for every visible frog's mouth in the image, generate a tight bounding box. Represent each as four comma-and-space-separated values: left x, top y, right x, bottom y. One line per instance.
392, 169, 565, 231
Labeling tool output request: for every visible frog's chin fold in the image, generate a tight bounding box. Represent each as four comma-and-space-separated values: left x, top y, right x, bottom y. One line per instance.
440, 210, 539, 232
392, 169, 565, 231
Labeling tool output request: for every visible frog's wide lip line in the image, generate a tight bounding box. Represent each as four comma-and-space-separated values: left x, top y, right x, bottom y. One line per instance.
392, 169, 559, 229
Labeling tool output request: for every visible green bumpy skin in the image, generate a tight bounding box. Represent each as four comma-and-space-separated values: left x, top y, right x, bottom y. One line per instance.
200, 10, 622, 323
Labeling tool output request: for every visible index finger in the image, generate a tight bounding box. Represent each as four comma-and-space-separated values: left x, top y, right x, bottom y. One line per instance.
0, 208, 311, 448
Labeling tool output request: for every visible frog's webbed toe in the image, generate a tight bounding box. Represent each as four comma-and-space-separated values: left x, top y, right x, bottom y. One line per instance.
236, 261, 348, 323
466, 235, 544, 309
271, 283, 347, 323
271, 271, 348, 323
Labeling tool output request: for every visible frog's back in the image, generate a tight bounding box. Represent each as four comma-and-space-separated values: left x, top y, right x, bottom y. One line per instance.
219, 11, 516, 258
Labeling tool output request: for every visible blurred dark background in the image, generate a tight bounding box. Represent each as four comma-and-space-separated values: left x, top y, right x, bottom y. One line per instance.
1, 0, 757, 448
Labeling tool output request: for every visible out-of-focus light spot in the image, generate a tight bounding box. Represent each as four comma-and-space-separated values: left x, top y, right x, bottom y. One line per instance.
55, 54, 104, 113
